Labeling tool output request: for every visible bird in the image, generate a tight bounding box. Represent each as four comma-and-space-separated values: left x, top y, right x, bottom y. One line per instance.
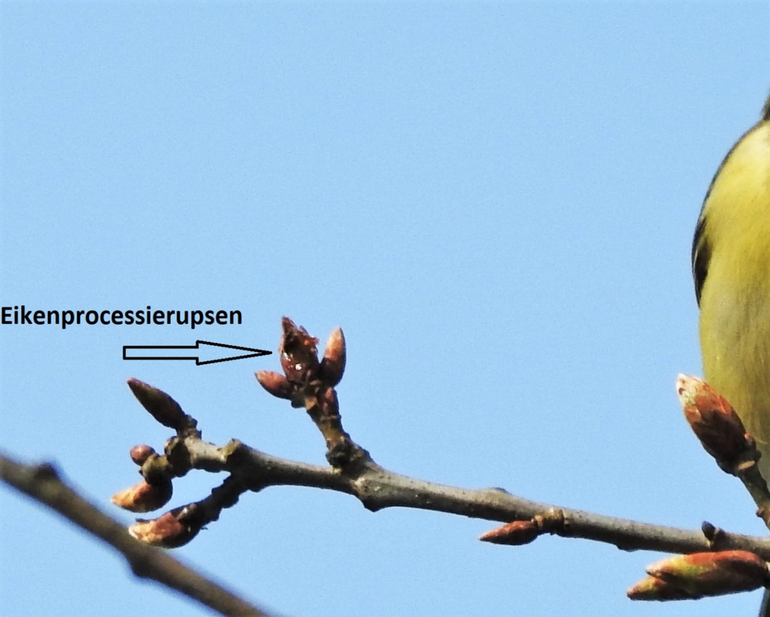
693, 92, 770, 477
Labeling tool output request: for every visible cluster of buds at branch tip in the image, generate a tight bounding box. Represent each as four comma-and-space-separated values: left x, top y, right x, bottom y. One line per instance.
676, 375, 753, 469
129, 505, 202, 548
127, 378, 188, 431
478, 520, 540, 546
256, 317, 346, 406
111, 479, 173, 513
627, 551, 769, 601
257, 317, 359, 468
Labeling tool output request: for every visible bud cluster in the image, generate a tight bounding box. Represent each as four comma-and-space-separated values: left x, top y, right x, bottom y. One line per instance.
256, 317, 354, 466
257, 317, 346, 407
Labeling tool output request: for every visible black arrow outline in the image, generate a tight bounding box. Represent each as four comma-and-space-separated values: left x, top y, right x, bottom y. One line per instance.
123, 340, 272, 366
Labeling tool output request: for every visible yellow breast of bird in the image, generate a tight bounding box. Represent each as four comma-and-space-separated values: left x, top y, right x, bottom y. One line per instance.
699, 122, 770, 451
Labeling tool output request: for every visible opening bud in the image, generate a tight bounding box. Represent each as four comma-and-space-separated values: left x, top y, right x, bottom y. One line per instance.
128, 505, 201, 548
279, 317, 320, 382
630, 551, 769, 600
111, 479, 173, 513
627, 575, 695, 601
676, 375, 750, 465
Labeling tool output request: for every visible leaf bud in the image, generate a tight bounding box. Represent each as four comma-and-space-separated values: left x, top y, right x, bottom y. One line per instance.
320, 327, 346, 386
478, 520, 540, 546
129, 444, 156, 466
127, 378, 187, 430
128, 505, 201, 548
676, 375, 750, 465
111, 479, 172, 513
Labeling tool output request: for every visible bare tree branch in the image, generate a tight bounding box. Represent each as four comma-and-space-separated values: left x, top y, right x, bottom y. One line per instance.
135, 431, 770, 559
9, 316, 770, 614
0, 451, 274, 617
112, 319, 770, 564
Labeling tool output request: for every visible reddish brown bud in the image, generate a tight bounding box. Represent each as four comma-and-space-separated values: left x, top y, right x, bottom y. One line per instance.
479, 520, 540, 545
255, 370, 294, 400
128, 505, 200, 548
127, 378, 187, 430
130, 444, 156, 466
279, 317, 320, 382
676, 375, 750, 465
111, 480, 172, 513
320, 327, 346, 386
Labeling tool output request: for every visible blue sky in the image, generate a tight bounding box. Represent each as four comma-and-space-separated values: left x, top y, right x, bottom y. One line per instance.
1, 2, 768, 616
